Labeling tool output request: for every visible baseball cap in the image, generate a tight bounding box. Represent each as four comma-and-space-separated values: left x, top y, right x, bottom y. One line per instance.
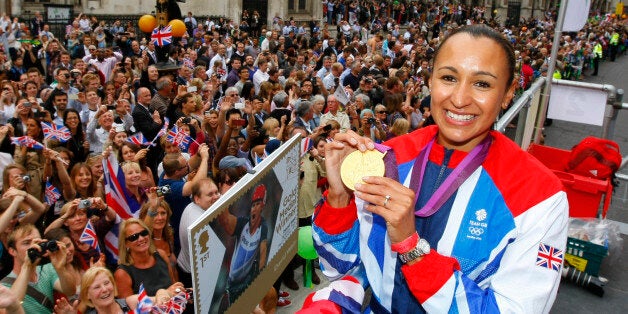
218, 156, 255, 174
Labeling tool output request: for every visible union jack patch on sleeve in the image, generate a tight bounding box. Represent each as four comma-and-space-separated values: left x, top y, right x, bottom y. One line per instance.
536, 243, 564, 271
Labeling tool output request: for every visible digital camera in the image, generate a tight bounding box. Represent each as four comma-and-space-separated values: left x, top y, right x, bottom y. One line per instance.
78, 199, 93, 209
156, 185, 172, 197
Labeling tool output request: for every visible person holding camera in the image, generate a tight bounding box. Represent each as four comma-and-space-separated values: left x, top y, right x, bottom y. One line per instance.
0, 224, 76, 314
358, 108, 386, 143
44, 197, 116, 268
7, 98, 36, 137
159, 144, 210, 255
170, 93, 202, 129
13, 116, 47, 201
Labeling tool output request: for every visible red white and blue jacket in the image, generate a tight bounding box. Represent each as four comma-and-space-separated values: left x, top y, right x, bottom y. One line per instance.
312, 126, 569, 313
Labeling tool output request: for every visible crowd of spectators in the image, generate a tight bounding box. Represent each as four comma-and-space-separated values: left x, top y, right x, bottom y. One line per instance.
0, 2, 625, 312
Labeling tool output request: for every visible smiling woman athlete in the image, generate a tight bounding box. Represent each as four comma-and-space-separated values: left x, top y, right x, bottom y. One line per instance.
312, 24, 569, 313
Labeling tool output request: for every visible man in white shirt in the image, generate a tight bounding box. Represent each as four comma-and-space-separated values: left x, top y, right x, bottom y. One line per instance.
252, 58, 270, 95
323, 62, 344, 92
209, 44, 228, 75
177, 178, 221, 287
83, 48, 123, 81
184, 12, 197, 29
316, 56, 333, 80
260, 31, 272, 52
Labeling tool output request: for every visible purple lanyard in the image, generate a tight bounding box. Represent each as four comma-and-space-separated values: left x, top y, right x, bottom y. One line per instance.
410, 135, 492, 217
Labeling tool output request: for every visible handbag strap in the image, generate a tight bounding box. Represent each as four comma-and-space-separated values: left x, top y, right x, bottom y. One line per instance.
0, 276, 54, 311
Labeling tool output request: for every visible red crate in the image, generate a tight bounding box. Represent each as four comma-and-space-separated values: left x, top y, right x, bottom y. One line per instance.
527, 144, 612, 218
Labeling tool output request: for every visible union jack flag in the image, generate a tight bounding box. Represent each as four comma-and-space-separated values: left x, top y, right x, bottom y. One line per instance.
300, 137, 312, 157
536, 243, 564, 271
151, 25, 172, 47
137, 283, 154, 314
10, 136, 45, 149
102, 153, 141, 262
79, 220, 101, 253
150, 117, 169, 145
182, 58, 194, 69
167, 125, 192, 151
127, 133, 150, 146
44, 181, 61, 206
41, 122, 71, 142
163, 291, 188, 314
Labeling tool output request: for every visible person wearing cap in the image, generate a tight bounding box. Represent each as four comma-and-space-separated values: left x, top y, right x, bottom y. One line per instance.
177, 178, 221, 287
219, 155, 255, 174
218, 183, 269, 304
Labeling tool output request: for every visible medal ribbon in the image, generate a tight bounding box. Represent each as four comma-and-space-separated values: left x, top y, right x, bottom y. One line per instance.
410, 135, 492, 217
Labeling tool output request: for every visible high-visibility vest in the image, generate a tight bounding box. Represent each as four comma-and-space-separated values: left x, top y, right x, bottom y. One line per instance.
594, 43, 603, 58
610, 33, 619, 45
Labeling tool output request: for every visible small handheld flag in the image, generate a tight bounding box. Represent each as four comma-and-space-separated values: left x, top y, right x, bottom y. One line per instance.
41, 122, 71, 143
11, 136, 45, 150
127, 133, 151, 146
44, 181, 61, 206
137, 282, 154, 313
167, 125, 192, 151
79, 220, 101, 253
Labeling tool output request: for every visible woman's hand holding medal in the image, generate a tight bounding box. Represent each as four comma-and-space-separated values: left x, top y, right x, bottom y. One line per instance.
326, 130, 417, 243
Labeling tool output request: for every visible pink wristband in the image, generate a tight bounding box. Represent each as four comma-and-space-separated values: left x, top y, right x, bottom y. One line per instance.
391, 232, 419, 254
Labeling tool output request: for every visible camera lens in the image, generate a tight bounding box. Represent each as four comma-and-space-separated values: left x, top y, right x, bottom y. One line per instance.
27, 248, 41, 262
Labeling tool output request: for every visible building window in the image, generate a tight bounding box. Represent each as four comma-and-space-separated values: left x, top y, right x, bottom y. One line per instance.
288, 0, 310, 13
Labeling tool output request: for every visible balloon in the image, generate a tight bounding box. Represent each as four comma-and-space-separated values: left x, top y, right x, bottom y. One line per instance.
138, 15, 157, 33
622, 14, 627, 19
168, 19, 186, 37
611, 13, 616, 19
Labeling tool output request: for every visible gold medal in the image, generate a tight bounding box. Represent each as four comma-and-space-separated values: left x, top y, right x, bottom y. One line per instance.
340, 150, 386, 190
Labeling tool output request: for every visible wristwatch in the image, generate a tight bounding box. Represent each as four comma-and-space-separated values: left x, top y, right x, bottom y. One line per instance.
399, 238, 430, 264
